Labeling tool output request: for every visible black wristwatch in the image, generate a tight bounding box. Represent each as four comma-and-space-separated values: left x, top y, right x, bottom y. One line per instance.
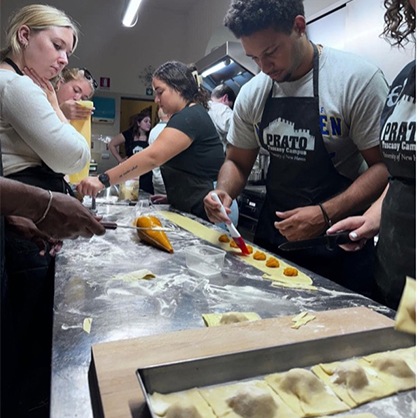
98, 173, 110, 188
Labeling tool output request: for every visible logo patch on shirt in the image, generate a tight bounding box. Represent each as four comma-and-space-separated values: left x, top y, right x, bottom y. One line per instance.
262, 118, 315, 162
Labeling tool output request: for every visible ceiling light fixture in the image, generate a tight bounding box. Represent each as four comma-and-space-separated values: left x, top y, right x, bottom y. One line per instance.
202, 61, 228, 78
122, 0, 142, 27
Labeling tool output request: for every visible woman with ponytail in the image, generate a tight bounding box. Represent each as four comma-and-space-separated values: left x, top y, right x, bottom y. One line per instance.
78, 61, 225, 221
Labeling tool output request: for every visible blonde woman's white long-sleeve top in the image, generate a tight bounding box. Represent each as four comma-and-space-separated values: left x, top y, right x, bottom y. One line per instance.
0, 70, 90, 176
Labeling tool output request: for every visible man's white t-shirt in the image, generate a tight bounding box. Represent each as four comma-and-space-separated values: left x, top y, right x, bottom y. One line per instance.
208, 100, 233, 151
228, 46, 389, 181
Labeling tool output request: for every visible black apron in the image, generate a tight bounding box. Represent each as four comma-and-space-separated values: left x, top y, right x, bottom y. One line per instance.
254, 44, 374, 296
374, 62, 416, 309
161, 164, 212, 221
6, 163, 73, 194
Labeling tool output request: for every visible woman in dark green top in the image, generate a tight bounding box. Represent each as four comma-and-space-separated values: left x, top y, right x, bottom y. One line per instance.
78, 61, 224, 221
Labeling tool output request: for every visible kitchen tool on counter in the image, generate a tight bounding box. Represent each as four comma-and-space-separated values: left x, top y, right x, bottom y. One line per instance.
101, 221, 171, 232
211, 193, 250, 255
278, 231, 352, 251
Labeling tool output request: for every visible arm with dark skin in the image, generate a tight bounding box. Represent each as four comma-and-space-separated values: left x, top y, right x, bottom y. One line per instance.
275, 146, 388, 241
1, 177, 105, 240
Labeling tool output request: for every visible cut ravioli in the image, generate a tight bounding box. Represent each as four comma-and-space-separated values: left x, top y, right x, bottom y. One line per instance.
395, 277, 416, 335
150, 388, 216, 418
361, 350, 416, 392
202, 312, 261, 327
199, 380, 299, 418
312, 359, 395, 408
265, 368, 349, 417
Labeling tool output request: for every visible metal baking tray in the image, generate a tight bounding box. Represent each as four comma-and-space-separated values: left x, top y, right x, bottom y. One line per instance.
137, 327, 415, 418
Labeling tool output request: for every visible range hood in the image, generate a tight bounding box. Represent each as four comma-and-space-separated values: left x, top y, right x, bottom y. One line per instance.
196, 41, 260, 94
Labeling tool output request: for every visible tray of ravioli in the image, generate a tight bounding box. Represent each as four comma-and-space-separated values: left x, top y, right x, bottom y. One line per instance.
137, 327, 415, 418
158, 211, 314, 289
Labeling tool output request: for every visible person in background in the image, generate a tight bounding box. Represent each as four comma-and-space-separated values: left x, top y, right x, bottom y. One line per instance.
108, 112, 154, 194
328, 0, 416, 310
0, 5, 89, 415
149, 107, 170, 197
208, 83, 236, 151
56, 67, 97, 120
203, 0, 389, 297
78, 61, 225, 222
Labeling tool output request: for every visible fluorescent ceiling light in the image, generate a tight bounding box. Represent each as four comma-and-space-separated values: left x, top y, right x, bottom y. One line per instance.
122, 0, 142, 27
202, 61, 228, 78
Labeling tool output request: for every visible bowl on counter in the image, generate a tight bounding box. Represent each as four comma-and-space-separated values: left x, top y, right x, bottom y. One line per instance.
183, 244, 226, 277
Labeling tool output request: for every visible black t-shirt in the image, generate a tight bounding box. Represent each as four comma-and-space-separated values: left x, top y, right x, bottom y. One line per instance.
163, 104, 224, 179
380, 60, 416, 180
122, 129, 154, 194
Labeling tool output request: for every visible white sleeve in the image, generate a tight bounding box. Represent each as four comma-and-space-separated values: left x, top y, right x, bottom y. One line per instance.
347, 69, 389, 151
2, 76, 90, 173
227, 85, 261, 150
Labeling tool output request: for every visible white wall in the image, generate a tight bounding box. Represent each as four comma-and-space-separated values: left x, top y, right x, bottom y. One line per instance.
1, 0, 189, 97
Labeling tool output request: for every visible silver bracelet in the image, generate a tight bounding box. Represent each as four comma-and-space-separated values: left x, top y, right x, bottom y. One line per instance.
35, 190, 53, 225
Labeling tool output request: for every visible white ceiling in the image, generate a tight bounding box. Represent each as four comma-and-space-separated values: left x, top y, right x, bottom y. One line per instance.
143, 0, 198, 12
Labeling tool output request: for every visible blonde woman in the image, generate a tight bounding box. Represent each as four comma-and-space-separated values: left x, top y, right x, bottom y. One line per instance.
0, 4, 90, 192
57, 67, 97, 120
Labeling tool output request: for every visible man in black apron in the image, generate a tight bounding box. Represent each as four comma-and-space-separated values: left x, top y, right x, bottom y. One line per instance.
204, 0, 389, 298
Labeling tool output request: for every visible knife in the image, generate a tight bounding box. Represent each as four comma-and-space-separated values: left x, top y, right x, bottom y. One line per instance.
101, 221, 171, 232
278, 231, 352, 251
211, 193, 250, 255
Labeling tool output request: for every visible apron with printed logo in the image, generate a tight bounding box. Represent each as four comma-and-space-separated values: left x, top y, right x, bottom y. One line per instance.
254, 44, 374, 296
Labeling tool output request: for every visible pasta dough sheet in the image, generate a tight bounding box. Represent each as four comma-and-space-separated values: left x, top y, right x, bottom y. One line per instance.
311, 359, 396, 408
159, 211, 312, 286
265, 368, 350, 417
202, 312, 261, 327
150, 388, 216, 418
199, 380, 299, 418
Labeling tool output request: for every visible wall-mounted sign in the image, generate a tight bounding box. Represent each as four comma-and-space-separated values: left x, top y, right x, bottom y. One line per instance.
146, 87, 153, 96
100, 77, 110, 89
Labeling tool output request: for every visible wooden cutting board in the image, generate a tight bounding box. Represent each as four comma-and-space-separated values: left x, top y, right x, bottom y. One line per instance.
90, 307, 397, 418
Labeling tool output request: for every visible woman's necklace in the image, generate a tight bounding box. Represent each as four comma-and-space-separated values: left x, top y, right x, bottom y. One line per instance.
3, 57, 23, 75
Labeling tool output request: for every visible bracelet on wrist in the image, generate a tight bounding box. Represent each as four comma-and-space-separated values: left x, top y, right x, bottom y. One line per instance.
318, 202, 332, 228
35, 190, 53, 225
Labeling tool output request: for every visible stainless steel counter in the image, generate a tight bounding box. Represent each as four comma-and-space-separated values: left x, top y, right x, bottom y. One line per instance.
50, 201, 402, 418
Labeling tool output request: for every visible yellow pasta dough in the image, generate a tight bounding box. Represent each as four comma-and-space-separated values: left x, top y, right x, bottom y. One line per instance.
202, 312, 261, 327
265, 368, 350, 417
312, 359, 396, 408
150, 388, 216, 418
199, 380, 299, 418
159, 211, 312, 287
395, 277, 416, 335
361, 350, 416, 392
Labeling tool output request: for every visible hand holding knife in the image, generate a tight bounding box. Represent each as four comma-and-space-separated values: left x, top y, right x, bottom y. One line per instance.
278, 231, 352, 251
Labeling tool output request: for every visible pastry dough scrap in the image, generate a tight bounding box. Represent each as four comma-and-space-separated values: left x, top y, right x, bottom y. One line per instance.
112, 269, 156, 282
265, 368, 349, 417
291, 312, 316, 329
159, 211, 312, 287
395, 277, 416, 335
150, 388, 216, 418
391, 346, 416, 372
312, 359, 395, 408
361, 351, 416, 392
202, 312, 261, 327
199, 380, 299, 418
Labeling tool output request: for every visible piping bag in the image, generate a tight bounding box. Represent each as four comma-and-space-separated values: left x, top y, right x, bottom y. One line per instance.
211, 192, 250, 255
